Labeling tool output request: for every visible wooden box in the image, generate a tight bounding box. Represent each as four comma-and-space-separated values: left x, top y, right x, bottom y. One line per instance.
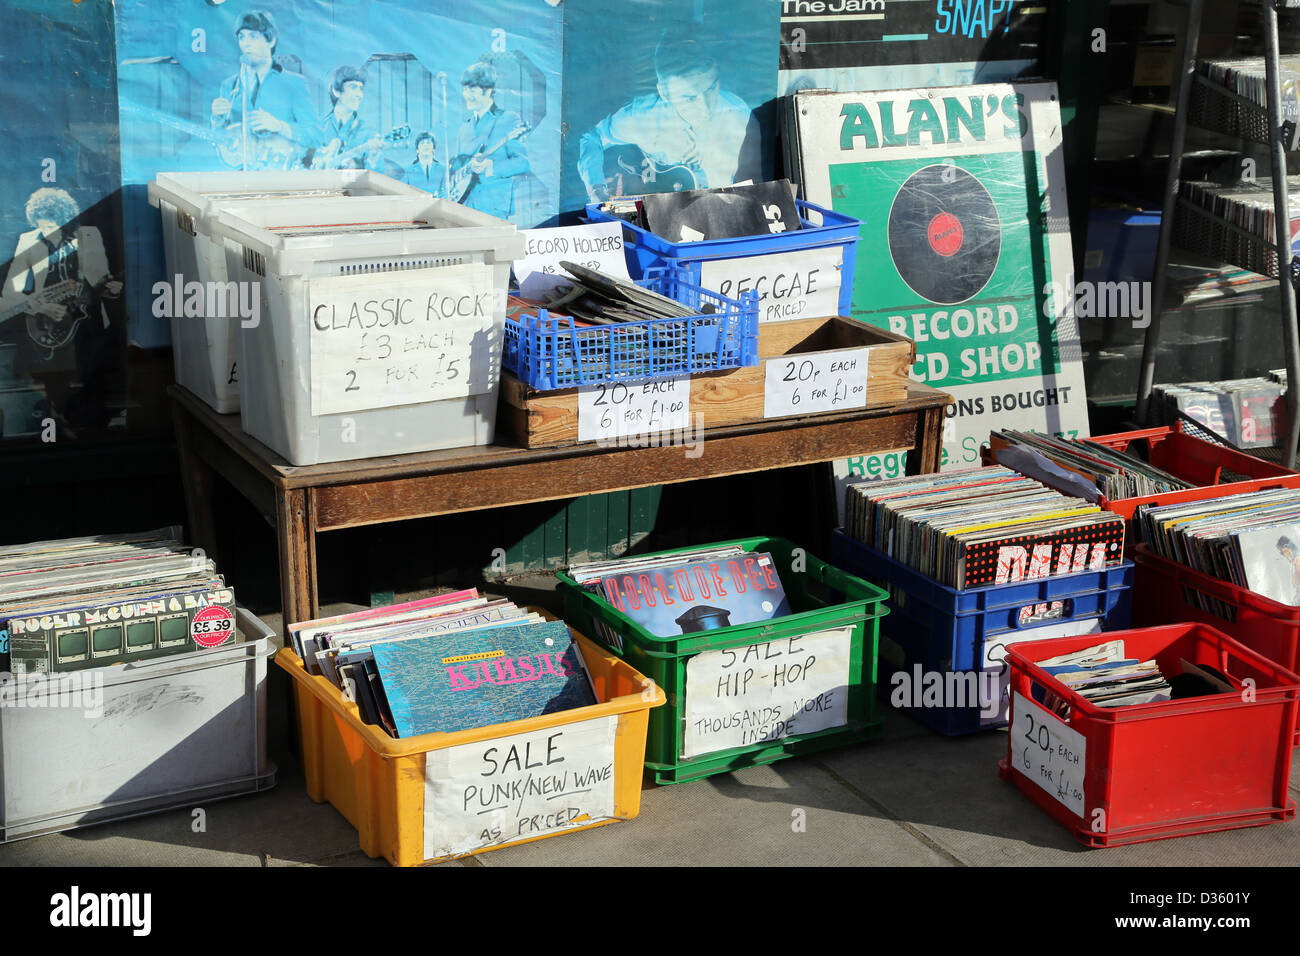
498, 316, 916, 449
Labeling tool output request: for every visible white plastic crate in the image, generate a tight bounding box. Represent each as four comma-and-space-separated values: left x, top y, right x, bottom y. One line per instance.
148, 171, 429, 414
214, 196, 523, 465
0, 607, 276, 843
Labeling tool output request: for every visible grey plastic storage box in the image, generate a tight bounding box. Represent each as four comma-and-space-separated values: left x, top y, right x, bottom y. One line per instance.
214, 196, 524, 465
148, 170, 430, 415
0, 607, 276, 843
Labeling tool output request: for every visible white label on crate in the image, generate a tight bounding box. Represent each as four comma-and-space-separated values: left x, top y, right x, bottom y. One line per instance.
763, 348, 870, 418
1010, 691, 1087, 817
682, 626, 851, 759
423, 713, 618, 862
308, 262, 497, 417
577, 377, 691, 443
514, 222, 631, 300
700, 246, 842, 323
979, 618, 1101, 727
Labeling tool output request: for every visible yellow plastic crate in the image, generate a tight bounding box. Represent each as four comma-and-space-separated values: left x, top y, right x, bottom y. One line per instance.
277, 630, 664, 866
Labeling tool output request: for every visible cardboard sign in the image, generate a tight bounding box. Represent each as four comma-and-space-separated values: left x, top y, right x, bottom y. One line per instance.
309, 262, 497, 416
577, 377, 690, 442
764, 348, 869, 417
514, 222, 631, 299
423, 714, 618, 861
1010, 691, 1087, 816
682, 626, 851, 758
701, 246, 842, 322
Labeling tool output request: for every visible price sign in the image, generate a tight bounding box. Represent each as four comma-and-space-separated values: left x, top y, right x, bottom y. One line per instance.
423, 715, 617, 861
1010, 691, 1087, 816
763, 347, 869, 418
682, 627, 851, 758
577, 377, 690, 442
979, 619, 1101, 726
513, 222, 630, 299
700, 247, 841, 323
190, 605, 235, 648
309, 262, 496, 416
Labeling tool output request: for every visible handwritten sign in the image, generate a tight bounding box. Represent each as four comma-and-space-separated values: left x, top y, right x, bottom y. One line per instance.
309, 262, 497, 416
682, 627, 851, 758
980, 618, 1101, 726
513, 222, 631, 299
701, 247, 842, 323
763, 348, 869, 418
577, 377, 690, 442
423, 714, 617, 861
1010, 691, 1087, 816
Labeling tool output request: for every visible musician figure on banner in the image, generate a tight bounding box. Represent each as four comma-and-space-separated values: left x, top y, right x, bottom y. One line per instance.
210, 10, 314, 169
310, 66, 385, 170
451, 61, 530, 220
579, 41, 761, 201
1, 188, 122, 428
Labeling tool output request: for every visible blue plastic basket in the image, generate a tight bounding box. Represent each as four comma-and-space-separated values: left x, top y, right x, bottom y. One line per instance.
502, 268, 759, 390
585, 199, 860, 318
831, 530, 1135, 735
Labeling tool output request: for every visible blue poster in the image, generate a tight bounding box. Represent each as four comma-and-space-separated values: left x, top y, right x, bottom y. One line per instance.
559, 0, 779, 219
0, 0, 127, 438
114, 0, 564, 346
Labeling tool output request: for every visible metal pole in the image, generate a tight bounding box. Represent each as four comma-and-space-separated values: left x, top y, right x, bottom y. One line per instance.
1263, 3, 1300, 468
1135, 0, 1203, 424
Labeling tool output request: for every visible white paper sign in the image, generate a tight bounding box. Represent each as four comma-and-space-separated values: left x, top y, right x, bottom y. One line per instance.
309, 262, 497, 416
513, 222, 631, 299
423, 714, 618, 861
683, 626, 852, 758
979, 617, 1101, 726
700, 246, 842, 323
1010, 691, 1087, 816
577, 377, 690, 442
763, 348, 870, 418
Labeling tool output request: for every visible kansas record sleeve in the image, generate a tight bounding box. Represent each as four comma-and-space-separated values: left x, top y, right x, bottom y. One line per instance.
787, 82, 1089, 478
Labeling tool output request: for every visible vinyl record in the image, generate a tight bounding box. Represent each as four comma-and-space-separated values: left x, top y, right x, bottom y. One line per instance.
887, 165, 1001, 305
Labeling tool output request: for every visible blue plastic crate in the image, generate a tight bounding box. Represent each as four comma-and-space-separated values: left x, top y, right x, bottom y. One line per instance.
502, 268, 758, 390
585, 199, 860, 318
831, 530, 1134, 735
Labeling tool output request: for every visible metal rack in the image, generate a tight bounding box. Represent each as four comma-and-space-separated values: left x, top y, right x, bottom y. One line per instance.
1135, 0, 1300, 468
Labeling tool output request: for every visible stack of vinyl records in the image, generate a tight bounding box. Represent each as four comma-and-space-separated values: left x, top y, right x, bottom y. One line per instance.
990, 429, 1193, 501
844, 467, 1126, 590
567, 545, 792, 641
1034, 639, 1176, 714
1151, 378, 1285, 448
1140, 488, 1300, 611
1168, 252, 1275, 307
290, 591, 596, 738
1176, 177, 1300, 276
535, 261, 700, 326
0, 526, 237, 677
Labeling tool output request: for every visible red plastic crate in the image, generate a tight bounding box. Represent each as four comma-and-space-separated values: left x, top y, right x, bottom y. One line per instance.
987, 421, 1300, 520
999, 623, 1298, 847
1132, 543, 1300, 745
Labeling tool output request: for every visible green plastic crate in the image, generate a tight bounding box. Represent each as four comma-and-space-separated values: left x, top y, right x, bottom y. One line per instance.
557, 536, 889, 784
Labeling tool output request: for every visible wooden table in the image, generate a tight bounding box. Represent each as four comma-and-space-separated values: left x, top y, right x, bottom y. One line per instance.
170, 382, 952, 632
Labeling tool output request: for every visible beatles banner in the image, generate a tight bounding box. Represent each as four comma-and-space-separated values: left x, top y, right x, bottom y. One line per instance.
114, 0, 565, 346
